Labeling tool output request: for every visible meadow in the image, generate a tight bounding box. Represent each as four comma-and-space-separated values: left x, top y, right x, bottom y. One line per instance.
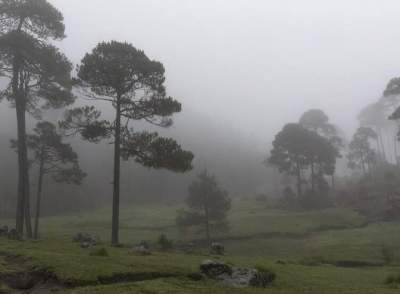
0, 199, 399, 293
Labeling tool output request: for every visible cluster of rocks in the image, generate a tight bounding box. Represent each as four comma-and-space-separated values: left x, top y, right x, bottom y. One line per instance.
200, 260, 275, 288
0, 226, 20, 240
210, 242, 225, 255
73, 233, 100, 248
129, 241, 151, 255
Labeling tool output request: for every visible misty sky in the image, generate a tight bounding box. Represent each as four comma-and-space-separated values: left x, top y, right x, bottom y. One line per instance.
43, 1, 400, 143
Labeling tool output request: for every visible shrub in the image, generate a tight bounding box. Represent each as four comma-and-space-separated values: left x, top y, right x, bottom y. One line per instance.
90, 247, 109, 257
157, 234, 173, 250
251, 266, 276, 287
385, 274, 400, 286
138, 240, 150, 250
255, 193, 268, 202
381, 244, 395, 265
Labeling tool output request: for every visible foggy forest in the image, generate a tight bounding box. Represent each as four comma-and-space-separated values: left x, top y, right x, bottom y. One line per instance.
0, 1, 400, 293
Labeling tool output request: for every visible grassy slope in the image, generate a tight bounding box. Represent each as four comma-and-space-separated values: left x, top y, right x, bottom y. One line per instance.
0, 200, 399, 293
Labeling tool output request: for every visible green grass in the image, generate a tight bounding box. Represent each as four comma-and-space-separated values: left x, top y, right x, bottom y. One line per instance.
0, 199, 399, 293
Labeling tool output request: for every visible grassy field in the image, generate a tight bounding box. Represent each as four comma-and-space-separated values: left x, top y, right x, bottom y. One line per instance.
0, 199, 399, 293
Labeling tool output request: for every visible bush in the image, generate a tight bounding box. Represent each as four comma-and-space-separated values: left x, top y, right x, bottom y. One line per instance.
157, 234, 173, 250
251, 266, 276, 287
381, 244, 395, 265
138, 240, 150, 250
385, 274, 400, 286
89, 247, 109, 257
255, 193, 268, 202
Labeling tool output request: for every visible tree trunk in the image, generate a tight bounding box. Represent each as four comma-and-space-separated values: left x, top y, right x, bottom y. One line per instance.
296, 160, 302, 198
360, 151, 366, 177
111, 99, 121, 246
331, 174, 335, 190
310, 161, 315, 192
14, 58, 25, 237
25, 167, 33, 238
204, 198, 211, 248
34, 157, 44, 239
378, 129, 387, 162
15, 102, 27, 237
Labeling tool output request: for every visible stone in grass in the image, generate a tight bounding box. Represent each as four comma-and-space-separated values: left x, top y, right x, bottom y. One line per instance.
210, 242, 225, 255
80, 242, 91, 249
200, 260, 232, 278
200, 260, 276, 288
74, 233, 100, 248
7, 229, 19, 240
250, 266, 276, 287
0, 225, 8, 236
130, 245, 151, 256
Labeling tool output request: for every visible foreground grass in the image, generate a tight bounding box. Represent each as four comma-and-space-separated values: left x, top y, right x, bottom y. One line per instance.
0, 237, 398, 293
0, 200, 399, 293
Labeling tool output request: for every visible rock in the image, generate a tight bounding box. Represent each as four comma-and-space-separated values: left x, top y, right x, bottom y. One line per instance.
249, 269, 276, 287
130, 245, 151, 256
200, 260, 232, 278
221, 267, 259, 287
7, 229, 19, 240
73, 233, 100, 248
0, 225, 9, 236
3, 271, 41, 290
210, 242, 225, 255
138, 240, 150, 250
80, 242, 91, 249
199, 260, 276, 288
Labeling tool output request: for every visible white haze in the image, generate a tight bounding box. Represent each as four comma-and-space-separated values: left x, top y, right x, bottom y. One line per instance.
48, 0, 400, 146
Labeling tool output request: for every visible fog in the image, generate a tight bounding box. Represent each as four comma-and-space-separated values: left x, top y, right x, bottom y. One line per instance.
50, 0, 400, 141
2, 0, 400, 215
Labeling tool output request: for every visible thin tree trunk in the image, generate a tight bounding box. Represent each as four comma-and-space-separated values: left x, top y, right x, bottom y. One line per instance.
378, 129, 387, 162
20, 83, 32, 238
204, 197, 211, 248
310, 161, 315, 192
14, 58, 25, 237
13, 17, 28, 238
360, 151, 366, 177
331, 174, 335, 190
25, 167, 33, 238
34, 157, 44, 239
111, 98, 121, 246
296, 160, 302, 198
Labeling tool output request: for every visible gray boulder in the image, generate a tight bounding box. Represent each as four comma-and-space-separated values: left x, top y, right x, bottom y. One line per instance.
200, 260, 232, 278
130, 245, 151, 256
73, 233, 100, 248
0, 225, 9, 236
210, 242, 225, 255
200, 260, 275, 288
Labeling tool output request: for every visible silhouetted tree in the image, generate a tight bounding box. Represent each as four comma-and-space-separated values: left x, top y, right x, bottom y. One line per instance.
12, 122, 86, 239
347, 127, 377, 176
300, 109, 343, 189
176, 170, 231, 246
300, 109, 331, 134
358, 102, 391, 162
0, 0, 74, 237
60, 41, 193, 245
281, 186, 297, 210
268, 123, 338, 197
